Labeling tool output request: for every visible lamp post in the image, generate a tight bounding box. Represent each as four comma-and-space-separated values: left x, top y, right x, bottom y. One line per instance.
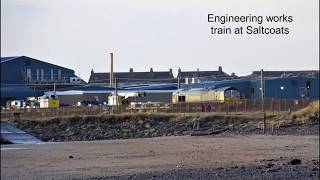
279, 86, 284, 111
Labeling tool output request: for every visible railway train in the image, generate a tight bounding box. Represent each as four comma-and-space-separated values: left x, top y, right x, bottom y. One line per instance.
172, 86, 240, 104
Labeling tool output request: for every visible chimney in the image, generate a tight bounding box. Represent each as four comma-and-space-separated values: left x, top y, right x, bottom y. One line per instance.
169, 68, 172, 73
197, 68, 199, 72
110, 52, 113, 88
178, 67, 181, 74
218, 66, 222, 72
150, 67, 153, 72
91, 68, 94, 74
129, 68, 133, 73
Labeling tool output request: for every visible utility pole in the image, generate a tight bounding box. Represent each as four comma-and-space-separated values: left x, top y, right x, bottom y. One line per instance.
115, 77, 118, 107
261, 69, 264, 111
177, 75, 181, 89
261, 69, 266, 134
110, 52, 114, 88
53, 83, 56, 97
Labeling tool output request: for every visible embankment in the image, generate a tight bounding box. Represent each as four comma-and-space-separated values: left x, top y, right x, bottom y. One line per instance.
3, 109, 319, 142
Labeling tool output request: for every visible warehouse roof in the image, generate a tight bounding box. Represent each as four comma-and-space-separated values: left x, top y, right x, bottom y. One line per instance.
250, 70, 319, 78
1, 56, 74, 72
0, 56, 22, 63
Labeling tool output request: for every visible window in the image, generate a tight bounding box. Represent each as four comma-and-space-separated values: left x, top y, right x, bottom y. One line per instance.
178, 96, 185, 102
26, 68, 31, 82
58, 69, 62, 81
51, 69, 54, 82
36, 69, 40, 82
291, 80, 298, 86
41, 69, 44, 82
250, 87, 255, 94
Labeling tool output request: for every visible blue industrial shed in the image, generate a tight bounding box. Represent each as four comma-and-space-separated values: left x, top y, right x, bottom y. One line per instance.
1, 56, 77, 84
183, 76, 319, 100
250, 76, 319, 99
1, 56, 80, 105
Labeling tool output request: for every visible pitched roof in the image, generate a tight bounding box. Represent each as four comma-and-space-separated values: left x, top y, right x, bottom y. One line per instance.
0, 56, 22, 63
1, 56, 75, 72
178, 71, 229, 78
89, 71, 175, 84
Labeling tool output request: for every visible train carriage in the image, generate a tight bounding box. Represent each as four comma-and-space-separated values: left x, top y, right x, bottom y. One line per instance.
172, 86, 240, 104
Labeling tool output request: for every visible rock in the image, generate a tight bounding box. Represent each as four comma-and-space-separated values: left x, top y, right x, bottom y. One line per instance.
289, 159, 301, 165
265, 167, 281, 173
266, 163, 274, 168
311, 167, 319, 171
145, 123, 151, 129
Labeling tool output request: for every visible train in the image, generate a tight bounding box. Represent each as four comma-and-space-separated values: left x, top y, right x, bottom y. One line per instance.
172, 86, 240, 104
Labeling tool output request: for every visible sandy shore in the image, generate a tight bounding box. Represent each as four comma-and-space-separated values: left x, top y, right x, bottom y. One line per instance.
1, 135, 319, 179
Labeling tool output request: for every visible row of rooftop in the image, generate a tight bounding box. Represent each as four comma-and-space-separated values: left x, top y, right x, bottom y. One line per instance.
1, 56, 319, 86
89, 66, 319, 85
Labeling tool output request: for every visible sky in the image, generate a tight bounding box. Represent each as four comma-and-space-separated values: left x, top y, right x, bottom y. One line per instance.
1, 0, 319, 82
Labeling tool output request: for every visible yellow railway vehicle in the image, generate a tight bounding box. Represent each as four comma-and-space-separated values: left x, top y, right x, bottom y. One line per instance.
172, 86, 240, 104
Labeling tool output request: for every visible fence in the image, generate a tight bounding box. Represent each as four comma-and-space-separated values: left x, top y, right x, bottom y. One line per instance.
168, 98, 312, 114
0, 98, 314, 120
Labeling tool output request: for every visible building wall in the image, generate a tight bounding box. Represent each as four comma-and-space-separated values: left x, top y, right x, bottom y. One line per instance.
264, 77, 319, 99
249, 77, 319, 99
1, 56, 76, 84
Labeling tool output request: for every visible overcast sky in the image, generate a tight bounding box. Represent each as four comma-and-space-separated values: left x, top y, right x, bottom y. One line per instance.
1, 0, 319, 81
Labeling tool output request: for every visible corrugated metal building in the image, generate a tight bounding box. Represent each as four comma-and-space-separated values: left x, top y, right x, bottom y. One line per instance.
1, 56, 77, 84
184, 76, 319, 100
1, 56, 80, 105
45, 84, 178, 105
249, 70, 319, 78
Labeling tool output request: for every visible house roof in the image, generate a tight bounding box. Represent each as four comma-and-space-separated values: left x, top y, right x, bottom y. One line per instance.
89, 70, 175, 84
178, 71, 230, 78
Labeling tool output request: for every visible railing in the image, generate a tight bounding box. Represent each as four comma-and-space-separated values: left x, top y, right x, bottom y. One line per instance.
0, 98, 314, 120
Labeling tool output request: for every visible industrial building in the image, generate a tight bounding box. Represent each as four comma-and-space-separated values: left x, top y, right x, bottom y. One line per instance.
45, 75, 319, 106
185, 76, 319, 100
88, 68, 175, 86
1, 56, 82, 105
1, 55, 318, 107
44, 84, 177, 106
1, 56, 80, 84
248, 70, 319, 78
